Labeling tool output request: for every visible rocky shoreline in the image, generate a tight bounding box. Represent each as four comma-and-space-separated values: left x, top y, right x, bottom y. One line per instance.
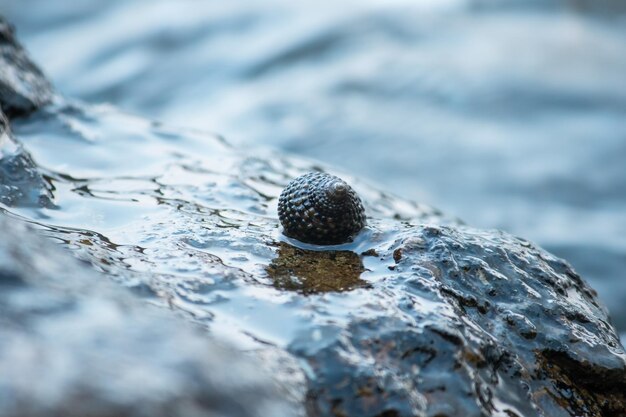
1, 14, 625, 417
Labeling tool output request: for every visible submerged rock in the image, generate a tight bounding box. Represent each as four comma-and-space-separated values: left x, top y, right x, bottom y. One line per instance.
0, 16, 53, 117
0, 216, 303, 417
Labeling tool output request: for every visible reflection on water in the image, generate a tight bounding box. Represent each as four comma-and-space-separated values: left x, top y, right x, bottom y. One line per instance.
1, 0, 625, 335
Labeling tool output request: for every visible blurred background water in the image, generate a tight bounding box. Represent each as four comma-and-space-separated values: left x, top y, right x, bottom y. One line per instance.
1, 0, 625, 338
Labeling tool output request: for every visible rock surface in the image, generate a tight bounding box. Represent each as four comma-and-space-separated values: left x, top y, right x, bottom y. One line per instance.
295, 225, 626, 417
0, 216, 303, 417
0, 15, 53, 206
0, 111, 52, 206
0, 14, 625, 417
0, 16, 53, 117
5, 99, 624, 417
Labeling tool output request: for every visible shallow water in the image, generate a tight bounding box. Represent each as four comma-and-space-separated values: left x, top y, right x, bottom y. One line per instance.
2, 0, 625, 340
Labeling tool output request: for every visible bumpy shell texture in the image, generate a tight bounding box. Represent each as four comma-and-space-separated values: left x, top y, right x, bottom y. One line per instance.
278, 172, 366, 245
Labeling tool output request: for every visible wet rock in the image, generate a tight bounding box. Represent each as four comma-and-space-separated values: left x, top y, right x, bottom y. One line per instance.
0, 215, 303, 417
267, 242, 369, 294
0, 110, 52, 206
0, 18, 623, 417
5, 101, 625, 417
0, 16, 54, 207
295, 225, 626, 417
0, 16, 53, 117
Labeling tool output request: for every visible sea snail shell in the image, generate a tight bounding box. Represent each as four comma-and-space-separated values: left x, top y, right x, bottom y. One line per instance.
278, 172, 366, 245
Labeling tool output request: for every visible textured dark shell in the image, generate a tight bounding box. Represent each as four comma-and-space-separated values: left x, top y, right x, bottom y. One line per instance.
278, 172, 366, 245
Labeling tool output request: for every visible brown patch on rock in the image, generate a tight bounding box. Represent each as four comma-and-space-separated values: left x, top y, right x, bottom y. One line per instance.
267, 243, 369, 294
